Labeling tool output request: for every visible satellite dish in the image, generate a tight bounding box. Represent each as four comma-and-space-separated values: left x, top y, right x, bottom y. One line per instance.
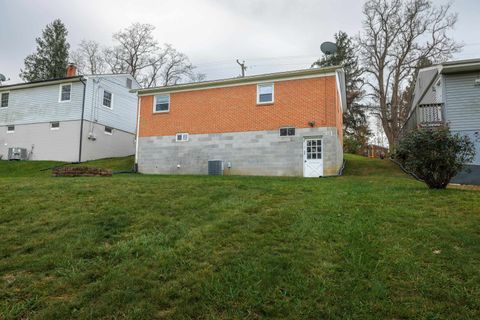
320, 42, 337, 55
0, 74, 6, 82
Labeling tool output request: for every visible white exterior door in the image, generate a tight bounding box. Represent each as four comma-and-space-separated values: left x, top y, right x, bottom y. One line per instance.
303, 138, 323, 177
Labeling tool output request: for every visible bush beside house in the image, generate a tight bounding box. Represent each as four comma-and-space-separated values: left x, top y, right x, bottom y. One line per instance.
395, 127, 475, 188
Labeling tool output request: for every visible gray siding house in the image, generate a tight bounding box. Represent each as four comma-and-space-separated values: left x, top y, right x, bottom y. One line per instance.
0, 67, 140, 162
402, 58, 480, 184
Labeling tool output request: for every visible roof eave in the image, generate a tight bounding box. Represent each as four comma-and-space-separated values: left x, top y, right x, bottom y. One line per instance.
440, 62, 480, 74
0, 76, 83, 91
132, 66, 339, 95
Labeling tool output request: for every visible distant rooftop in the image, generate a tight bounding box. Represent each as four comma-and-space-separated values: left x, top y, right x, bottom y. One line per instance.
0, 73, 134, 91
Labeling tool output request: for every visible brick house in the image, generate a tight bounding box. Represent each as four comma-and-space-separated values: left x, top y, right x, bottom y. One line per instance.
134, 66, 346, 177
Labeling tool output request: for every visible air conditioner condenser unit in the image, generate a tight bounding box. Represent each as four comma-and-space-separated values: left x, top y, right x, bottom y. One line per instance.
8, 147, 28, 160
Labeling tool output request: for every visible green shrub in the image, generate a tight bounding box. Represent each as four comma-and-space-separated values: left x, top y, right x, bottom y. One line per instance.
395, 127, 475, 189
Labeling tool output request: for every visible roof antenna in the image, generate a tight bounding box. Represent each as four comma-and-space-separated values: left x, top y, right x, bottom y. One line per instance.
236, 59, 247, 77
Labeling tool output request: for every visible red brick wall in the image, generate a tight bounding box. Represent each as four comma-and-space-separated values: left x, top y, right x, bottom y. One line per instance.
138, 76, 341, 137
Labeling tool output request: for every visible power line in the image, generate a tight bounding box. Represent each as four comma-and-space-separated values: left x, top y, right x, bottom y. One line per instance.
193, 53, 320, 67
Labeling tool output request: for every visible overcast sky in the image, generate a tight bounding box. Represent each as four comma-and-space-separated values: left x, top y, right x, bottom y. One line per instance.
1, 0, 479, 84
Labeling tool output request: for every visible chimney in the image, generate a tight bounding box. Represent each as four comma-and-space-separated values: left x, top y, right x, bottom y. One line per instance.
66, 63, 77, 77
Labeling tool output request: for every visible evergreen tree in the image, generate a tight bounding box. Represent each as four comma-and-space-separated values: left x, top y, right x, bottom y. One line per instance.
312, 31, 371, 154
20, 19, 70, 82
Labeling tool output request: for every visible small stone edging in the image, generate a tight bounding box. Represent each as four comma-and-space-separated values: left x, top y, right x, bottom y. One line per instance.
389, 158, 423, 182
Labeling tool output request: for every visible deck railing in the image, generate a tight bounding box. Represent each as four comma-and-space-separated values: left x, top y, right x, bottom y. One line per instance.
418, 103, 444, 127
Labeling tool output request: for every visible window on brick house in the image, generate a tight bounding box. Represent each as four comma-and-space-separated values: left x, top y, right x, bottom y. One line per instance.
257, 83, 274, 104
279, 127, 295, 136
176, 133, 189, 142
154, 95, 170, 113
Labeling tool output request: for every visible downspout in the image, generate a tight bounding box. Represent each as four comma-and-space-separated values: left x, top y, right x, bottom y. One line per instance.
134, 96, 141, 172
78, 77, 87, 163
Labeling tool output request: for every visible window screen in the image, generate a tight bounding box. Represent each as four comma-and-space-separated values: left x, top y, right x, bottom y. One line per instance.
155, 95, 170, 112
103, 91, 112, 108
60, 84, 71, 101
1, 92, 9, 107
257, 83, 274, 103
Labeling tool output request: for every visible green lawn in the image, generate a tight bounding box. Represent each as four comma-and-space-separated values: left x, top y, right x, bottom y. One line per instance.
1, 155, 479, 319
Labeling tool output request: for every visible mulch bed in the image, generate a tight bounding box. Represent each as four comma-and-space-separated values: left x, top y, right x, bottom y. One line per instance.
52, 166, 112, 177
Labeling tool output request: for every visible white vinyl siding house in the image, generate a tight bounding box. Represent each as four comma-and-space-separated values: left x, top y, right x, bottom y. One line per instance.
402, 58, 480, 184
0, 74, 140, 162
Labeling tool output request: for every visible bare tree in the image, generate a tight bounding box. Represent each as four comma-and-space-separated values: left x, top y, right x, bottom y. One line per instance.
139, 44, 204, 87
104, 23, 204, 87
358, 0, 461, 148
160, 45, 196, 86
105, 23, 158, 79
70, 40, 106, 75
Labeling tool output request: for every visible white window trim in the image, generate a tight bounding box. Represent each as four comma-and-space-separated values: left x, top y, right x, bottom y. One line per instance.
279, 127, 295, 137
58, 83, 72, 102
1, 91, 10, 108
102, 90, 114, 109
7, 125, 15, 133
176, 133, 189, 142
104, 126, 113, 135
50, 122, 60, 130
153, 94, 170, 113
257, 82, 274, 105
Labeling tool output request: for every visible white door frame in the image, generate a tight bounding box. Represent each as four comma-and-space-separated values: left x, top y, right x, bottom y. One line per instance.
303, 137, 324, 177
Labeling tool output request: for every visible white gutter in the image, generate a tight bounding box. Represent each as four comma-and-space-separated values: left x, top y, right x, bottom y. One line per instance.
335, 68, 347, 112
134, 96, 141, 169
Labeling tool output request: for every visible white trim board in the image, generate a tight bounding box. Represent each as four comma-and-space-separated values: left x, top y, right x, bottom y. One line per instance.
137, 72, 337, 96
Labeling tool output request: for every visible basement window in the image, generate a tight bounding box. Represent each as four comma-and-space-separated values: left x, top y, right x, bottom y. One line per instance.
59, 84, 72, 102
103, 90, 113, 109
50, 122, 60, 130
176, 133, 189, 142
279, 127, 295, 136
257, 83, 274, 104
1, 92, 9, 107
7, 125, 15, 133
154, 95, 170, 113
104, 126, 113, 135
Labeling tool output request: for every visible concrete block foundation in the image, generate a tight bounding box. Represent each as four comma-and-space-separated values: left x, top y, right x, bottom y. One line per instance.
138, 127, 343, 177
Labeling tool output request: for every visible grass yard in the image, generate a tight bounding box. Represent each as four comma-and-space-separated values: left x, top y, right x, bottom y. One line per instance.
0, 155, 479, 319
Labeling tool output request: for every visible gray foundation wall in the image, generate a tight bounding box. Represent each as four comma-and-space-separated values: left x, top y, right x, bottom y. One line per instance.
0, 121, 81, 162
81, 120, 135, 162
138, 127, 343, 177
0, 120, 135, 162
451, 164, 480, 185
